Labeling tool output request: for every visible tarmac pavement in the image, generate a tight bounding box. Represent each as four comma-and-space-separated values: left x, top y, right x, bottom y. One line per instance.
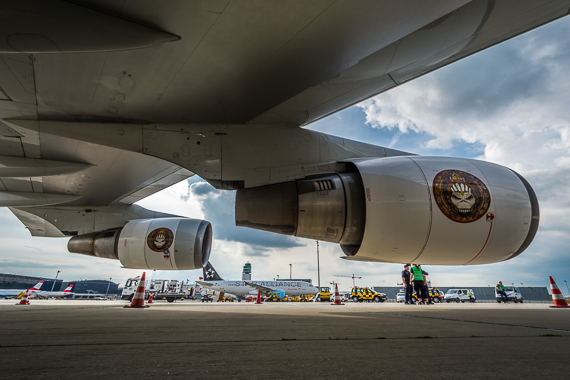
1, 300, 569, 379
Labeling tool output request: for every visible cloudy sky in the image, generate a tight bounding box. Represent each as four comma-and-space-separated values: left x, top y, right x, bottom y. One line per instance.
2, 16, 570, 293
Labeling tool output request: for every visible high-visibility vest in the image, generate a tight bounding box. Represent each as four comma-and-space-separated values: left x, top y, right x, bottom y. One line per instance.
411, 267, 424, 281
497, 284, 505, 292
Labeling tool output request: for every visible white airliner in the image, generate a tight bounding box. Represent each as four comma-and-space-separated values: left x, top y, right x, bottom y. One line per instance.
0, 1, 558, 269
196, 262, 319, 299
29, 282, 75, 298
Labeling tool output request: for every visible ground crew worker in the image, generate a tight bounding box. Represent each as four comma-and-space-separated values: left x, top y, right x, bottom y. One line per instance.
468, 289, 473, 302
402, 264, 412, 305
411, 264, 427, 304
418, 265, 432, 304
496, 281, 508, 303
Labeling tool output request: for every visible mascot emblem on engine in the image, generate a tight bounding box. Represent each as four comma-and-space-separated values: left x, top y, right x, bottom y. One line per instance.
147, 228, 174, 252
432, 170, 490, 223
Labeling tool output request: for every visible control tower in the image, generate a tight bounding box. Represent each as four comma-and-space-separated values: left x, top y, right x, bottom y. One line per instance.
242, 262, 251, 281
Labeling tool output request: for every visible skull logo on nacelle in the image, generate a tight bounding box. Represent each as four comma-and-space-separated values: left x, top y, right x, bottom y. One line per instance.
450, 182, 476, 214
147, 228, 174, 252
154, 233, 166, 249
432, 170, 491, 223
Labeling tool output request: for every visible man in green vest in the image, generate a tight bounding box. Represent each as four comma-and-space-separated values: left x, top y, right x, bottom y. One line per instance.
496, 281, 508, 303
411, 264, 427, 304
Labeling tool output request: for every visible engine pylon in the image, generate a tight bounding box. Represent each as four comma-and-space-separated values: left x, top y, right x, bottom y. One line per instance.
549, 276, 569, 308
16, 288, 30, 305
331, 283, 344, 305
124, 272, 150, 308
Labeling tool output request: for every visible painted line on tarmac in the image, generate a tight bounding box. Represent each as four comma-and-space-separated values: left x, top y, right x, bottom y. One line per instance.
347, 310, 570, 333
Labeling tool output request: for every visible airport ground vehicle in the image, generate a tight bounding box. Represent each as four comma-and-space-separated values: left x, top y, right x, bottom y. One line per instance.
495, 286, 523, 303
350, 287, 387, 303
122, 277, 195, 302
444, 289, 476, 303
397, 292, 405, 303
317, 287, 331, 302
411, 287, 444, 303
265, 292, 286, 302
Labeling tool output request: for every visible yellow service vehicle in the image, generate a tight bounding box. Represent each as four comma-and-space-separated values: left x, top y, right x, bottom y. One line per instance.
265, 293, 281, 302
318, 287, 331, 302
350, 287, 387, 303
411, 287, 443, 303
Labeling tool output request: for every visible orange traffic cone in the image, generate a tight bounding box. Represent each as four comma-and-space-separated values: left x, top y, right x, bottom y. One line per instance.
255, 289, 262, 304
16, 288, 30, 305
148, 292, 153, 304
124, 272, 150, 308
331, 283, 344, 305
549, 276, 569, 308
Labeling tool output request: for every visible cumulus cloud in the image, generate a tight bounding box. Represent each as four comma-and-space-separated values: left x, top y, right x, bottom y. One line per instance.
358, 18, 570, 172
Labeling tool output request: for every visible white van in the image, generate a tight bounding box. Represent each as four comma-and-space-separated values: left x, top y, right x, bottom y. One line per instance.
444, 289, 476, 303
495, 286, 523, 303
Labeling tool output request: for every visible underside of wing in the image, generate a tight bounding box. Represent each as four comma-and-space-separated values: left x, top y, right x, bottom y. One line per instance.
1, 0, 563, 127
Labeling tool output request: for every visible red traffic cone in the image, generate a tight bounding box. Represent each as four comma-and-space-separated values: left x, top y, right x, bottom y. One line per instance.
148, 292, 153, 304
16, 288, 30, 305
124, 272, 150, 308
549, 276, 569, 308
255, 289, 262, 304
331, 283, 344, 305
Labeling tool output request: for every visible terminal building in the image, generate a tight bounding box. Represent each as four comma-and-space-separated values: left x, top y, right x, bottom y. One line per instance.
1, 273, 120, 296
61, 280, 121, 296
0, 273, 62, 291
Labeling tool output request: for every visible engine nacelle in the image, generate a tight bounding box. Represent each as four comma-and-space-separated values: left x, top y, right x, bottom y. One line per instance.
68, 218, 212, 270
235, 157, 539, 265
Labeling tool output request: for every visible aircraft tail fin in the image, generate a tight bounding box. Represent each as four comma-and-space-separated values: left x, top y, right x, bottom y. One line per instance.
203, 262, 223, 281
62, 285, 74, 293
30, 281, 44, 291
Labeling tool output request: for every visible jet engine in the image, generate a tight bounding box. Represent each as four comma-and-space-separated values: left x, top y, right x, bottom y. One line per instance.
235, 157, 539, 265
68, 218, 212, 270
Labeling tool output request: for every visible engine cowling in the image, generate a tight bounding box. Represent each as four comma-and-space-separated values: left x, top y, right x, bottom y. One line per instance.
235, 157, 539, 265
68, 218, 212, 270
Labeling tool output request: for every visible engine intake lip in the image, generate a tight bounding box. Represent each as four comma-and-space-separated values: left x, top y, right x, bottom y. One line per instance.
506, 170, 540, 260
195, 220, 212, 268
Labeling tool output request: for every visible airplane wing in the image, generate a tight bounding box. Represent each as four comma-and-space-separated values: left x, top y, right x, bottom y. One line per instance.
0, 0, 563, 267
245, 282, 275, 295
195, 281, 215, 288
